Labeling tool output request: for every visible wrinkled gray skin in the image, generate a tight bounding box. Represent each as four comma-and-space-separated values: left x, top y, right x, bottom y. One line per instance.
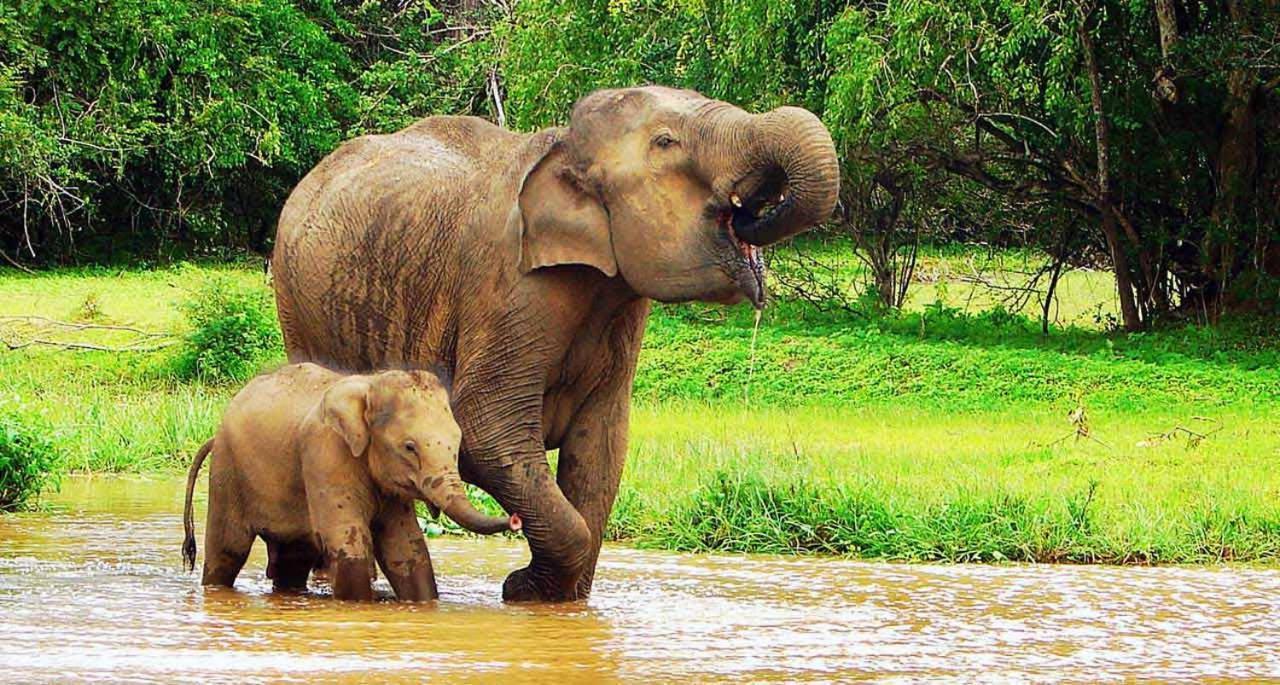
272, 86, 839, 601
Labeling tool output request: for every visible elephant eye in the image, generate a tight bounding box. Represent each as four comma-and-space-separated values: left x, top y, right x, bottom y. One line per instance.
403, 440, 418, 455
652, 133, 678, 149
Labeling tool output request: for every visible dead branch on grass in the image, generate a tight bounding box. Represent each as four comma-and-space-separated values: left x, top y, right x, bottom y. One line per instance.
1136, 417, 1223, 448
1034, 399, 1112, 449
0, 315, 175, 353
2, 337, 176, 352
0, 250, 36, 274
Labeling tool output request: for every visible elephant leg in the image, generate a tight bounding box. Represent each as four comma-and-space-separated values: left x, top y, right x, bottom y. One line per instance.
461, 435, 592, 603
372, 500, 438, 602
201, 522, 254, 588
266, 538, 319, 592
201, 489, 254, 588
556, 387, 631, 599
317, 522, 377, 602
556, 300, 645, 598
555, 311, 645, 599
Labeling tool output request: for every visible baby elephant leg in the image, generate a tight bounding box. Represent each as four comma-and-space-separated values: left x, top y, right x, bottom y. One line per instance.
202, 493, 254, 588
266, 538, 320, 592
373, 500, 438, 602
318, 523, 378, 601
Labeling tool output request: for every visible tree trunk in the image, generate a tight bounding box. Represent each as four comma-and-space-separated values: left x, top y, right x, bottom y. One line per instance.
1208, 73, 1259, 301
1155, 0, 1180, 60
1077, 2, 1145, 330
1100, 212, 1143, 330
1205, 0, 1263, 313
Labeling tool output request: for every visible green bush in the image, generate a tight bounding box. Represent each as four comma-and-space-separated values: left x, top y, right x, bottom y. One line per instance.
174, 278, 282, 382
0, 397, 61, 511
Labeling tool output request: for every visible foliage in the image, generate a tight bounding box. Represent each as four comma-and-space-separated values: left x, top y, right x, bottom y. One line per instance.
499, 0, 834, 128
820, 0, 1280, 326
173, 276, 282, 383
0, 0, 496, 261
0, 395, 60, 511
3, 0, 1277, 323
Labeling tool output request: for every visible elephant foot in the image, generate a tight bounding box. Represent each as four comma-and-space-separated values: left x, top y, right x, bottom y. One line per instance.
502, 566, 583, 603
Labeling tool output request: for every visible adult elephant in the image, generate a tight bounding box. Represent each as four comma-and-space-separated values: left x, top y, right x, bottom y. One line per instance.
272, 86, 838, 601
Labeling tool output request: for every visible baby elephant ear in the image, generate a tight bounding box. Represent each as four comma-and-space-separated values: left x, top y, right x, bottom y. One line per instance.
321, 378, 371, 457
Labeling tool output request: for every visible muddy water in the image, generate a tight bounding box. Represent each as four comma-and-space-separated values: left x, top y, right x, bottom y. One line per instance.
2, 478, 1279, 683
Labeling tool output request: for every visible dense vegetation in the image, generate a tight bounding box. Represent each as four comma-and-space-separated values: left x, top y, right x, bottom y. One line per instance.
3, 1, 1278, 327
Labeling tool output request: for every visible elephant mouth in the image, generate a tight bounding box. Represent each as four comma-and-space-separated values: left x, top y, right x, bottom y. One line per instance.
719, 209, 766, 308
728, 174, 789, 241
716, 179, 786, 308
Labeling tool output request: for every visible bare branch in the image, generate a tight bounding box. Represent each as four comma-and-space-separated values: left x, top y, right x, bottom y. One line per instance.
488, 67, 507, 128
2, 338, 176, 353
0, 316, 170, 337
0, 250, 36, 275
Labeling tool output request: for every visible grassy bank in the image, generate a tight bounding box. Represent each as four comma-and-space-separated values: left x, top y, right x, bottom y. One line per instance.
616, 404, 1280, 563
1, 251, 1277, 563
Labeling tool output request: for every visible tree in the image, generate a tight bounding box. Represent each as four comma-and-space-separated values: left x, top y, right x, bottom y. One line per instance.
0, 0, 498, 262
824, 0, 1280, 328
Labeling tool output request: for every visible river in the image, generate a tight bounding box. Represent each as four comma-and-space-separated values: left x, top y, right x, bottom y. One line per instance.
1, 477, 1277, 682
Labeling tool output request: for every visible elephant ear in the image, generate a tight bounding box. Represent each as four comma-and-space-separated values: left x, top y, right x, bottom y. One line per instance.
516, 141, 617, 277
321, 378, 372, 458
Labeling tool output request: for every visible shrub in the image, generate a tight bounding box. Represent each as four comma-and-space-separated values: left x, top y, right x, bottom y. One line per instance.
174, 278, 282, 383
0, 397, 61, 511
70, 292, 107, 323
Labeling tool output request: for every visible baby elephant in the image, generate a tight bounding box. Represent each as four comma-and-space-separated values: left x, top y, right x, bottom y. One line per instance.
182, 363, 519, 601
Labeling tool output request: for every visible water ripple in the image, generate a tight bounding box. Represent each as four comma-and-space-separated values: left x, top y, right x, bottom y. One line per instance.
1, 477, 1277, 683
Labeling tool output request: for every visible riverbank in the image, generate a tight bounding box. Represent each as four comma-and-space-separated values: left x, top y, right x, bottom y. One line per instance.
2, 254, 1277, 563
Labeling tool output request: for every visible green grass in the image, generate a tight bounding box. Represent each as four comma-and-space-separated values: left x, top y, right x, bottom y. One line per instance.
613, 404, 1280, 563
0, 262, 277, 471
2, 251, 1278, 563
639, 302, 1279, 412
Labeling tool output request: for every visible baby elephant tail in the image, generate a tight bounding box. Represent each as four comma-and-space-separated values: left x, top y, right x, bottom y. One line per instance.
183, 438, 214, 572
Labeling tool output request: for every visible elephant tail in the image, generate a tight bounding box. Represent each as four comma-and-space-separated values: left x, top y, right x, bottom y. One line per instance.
183, 438, 214, 573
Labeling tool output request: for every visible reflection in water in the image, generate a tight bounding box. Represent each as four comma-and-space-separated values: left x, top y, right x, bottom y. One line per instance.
1, 476, 1278, 682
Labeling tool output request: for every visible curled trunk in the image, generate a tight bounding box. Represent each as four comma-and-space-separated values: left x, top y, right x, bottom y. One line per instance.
731, 107, 840, 246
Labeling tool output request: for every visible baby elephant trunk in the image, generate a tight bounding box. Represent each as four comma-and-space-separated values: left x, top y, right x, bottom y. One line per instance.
433, 483, 520, 535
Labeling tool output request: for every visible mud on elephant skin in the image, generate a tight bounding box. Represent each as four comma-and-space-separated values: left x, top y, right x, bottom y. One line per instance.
182, 363, 519, 602
272, 85, 839, 601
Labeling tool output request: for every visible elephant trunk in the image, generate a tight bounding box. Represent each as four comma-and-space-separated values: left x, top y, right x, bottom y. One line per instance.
727, 106, 840, 247
434, 484, 520, 535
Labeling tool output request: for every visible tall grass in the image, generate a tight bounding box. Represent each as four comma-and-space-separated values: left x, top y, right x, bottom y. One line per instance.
617, 471, 1279, 563
600, 403, 1280, 563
